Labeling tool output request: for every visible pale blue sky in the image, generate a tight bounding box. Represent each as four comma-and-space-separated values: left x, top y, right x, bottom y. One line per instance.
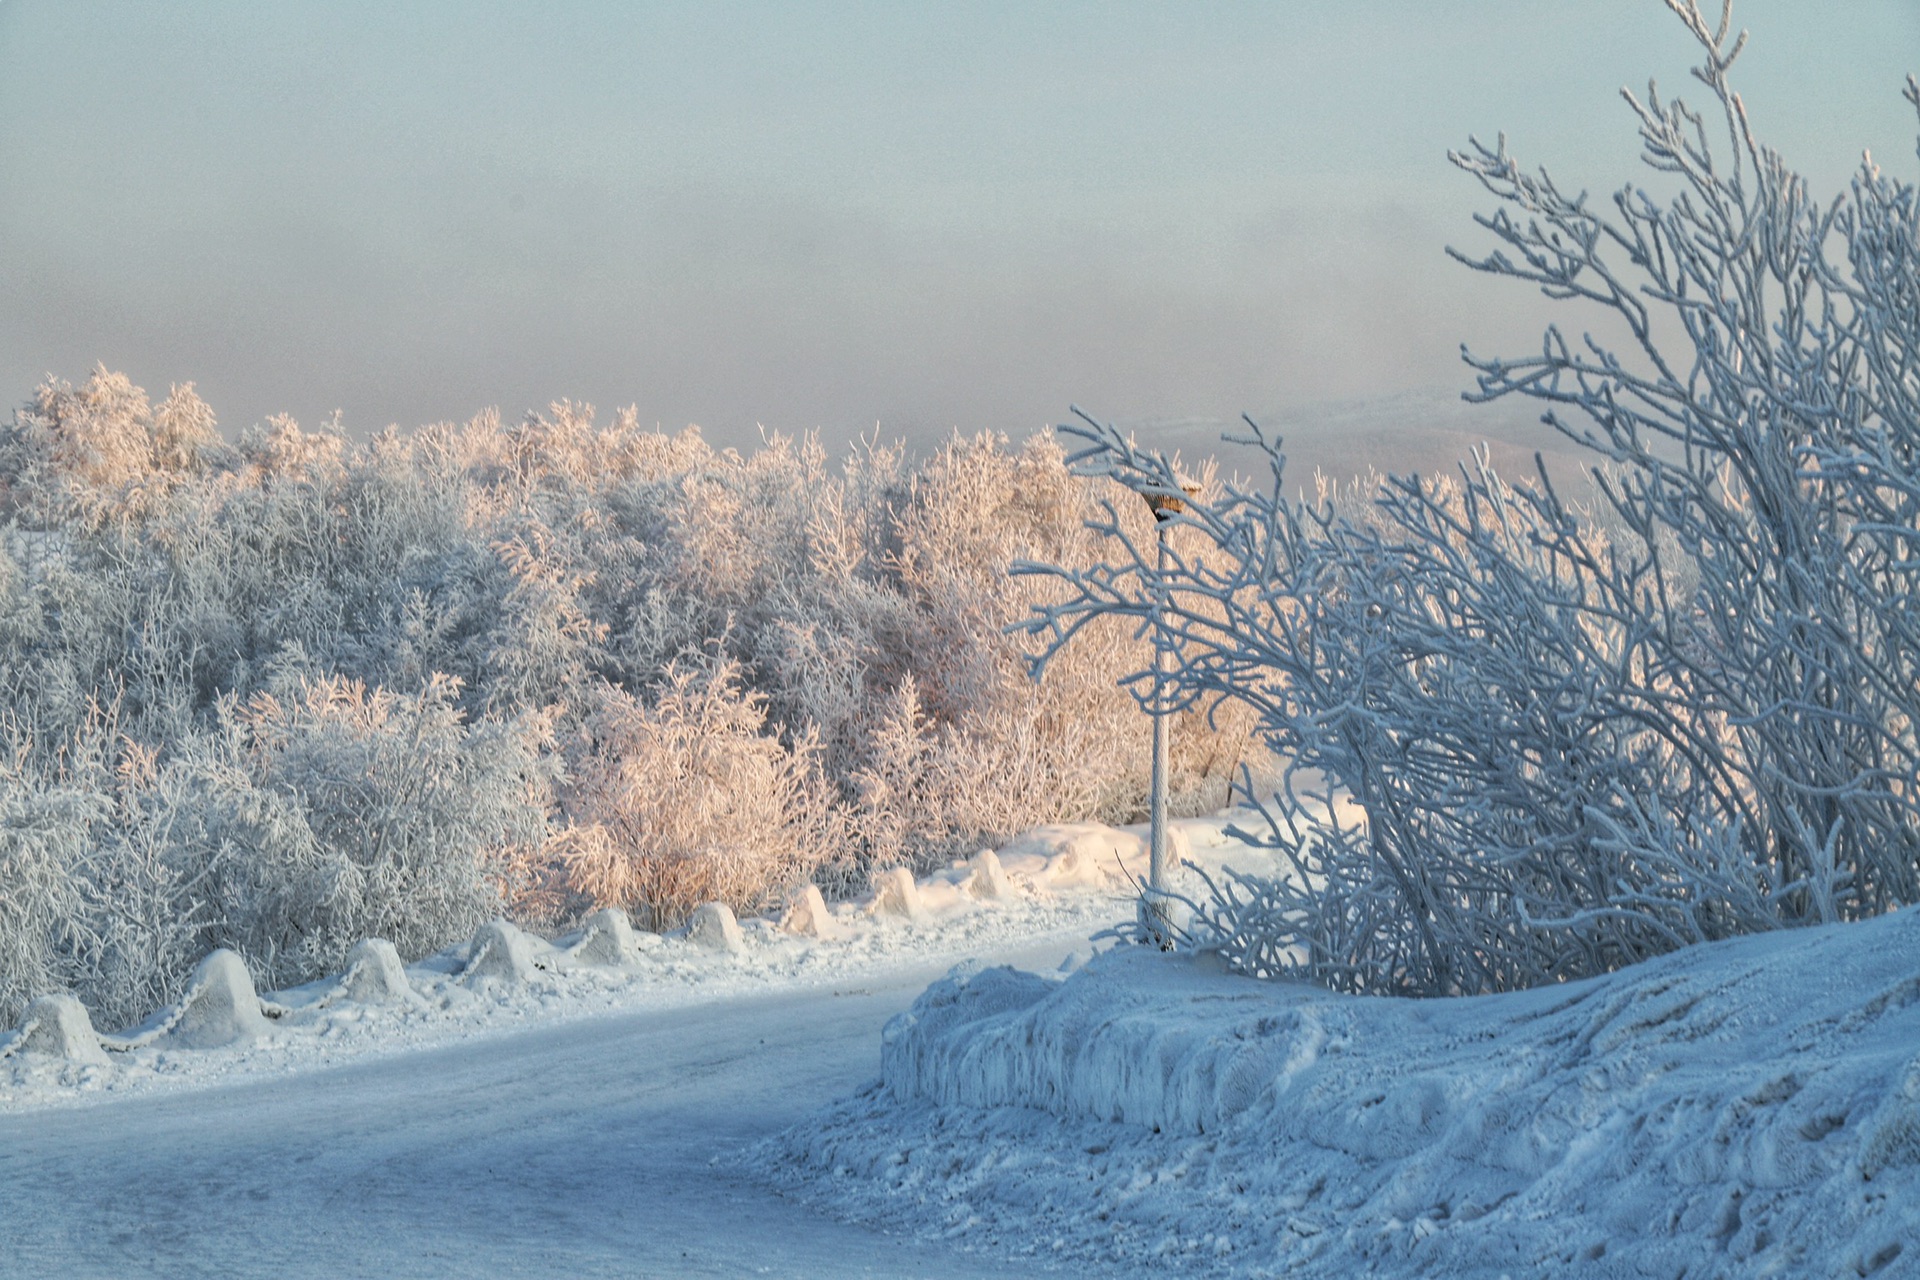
1, 1, 1914, 452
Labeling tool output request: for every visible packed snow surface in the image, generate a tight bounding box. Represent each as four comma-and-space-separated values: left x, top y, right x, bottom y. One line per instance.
772, 906, 1920, 1277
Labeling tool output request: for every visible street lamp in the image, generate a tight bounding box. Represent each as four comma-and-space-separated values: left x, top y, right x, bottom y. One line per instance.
1138, 479, 1195, 948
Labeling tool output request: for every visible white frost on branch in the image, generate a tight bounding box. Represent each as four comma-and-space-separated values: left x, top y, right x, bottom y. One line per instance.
1018, 0, 1920, 996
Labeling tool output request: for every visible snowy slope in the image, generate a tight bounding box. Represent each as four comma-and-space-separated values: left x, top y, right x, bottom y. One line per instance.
772, 908, 1920, 1278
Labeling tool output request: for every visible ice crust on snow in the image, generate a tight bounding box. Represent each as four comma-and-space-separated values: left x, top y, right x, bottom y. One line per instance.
879, 956, 1317, 1135
774, 908, 1920, 1277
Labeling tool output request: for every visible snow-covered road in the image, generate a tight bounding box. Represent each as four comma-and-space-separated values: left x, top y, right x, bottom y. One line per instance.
1, 945, 1084, 1279
0, 819, 1276, 1278
17, 809, 1918, 1276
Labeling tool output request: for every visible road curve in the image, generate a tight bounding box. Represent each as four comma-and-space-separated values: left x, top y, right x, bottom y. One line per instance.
0, 944, 1091, 1279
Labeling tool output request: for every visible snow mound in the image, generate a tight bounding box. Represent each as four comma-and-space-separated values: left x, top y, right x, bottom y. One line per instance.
868, 867, 923, 922
568, 907, 648, 967
776, 910, 1920, 1278
463, 919, 544, 984
686, 902, 744, 953
963, 848, 1014, 901
878, 956, 1297, 1134
118, 950, 272, 1051
329, 938, 421, 1006
3, 994, 108, 1064
781, 885, 840, 940
998, 822, 1142, 889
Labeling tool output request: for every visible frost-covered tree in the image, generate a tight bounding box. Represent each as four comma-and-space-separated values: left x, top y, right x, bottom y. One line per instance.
1019, 0, 1920, 995
0, 374, 1256, 1024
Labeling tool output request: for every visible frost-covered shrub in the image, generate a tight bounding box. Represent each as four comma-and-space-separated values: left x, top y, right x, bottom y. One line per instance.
1021, 2, 1920, 995
0, 745, 98, 1024
0, 709, 214, 1031
0, 370, 1255, 1022
868, 431, 1254, 856
210, 670, 544, 986
0, 673, 545, 1028
556, 653, 842, 929
0, 368, 221, 530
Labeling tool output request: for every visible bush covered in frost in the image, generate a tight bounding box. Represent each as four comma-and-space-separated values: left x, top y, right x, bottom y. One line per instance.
0, 369, 1251, 1023
555, 652, 843, 930
1021, 1, 1920, 995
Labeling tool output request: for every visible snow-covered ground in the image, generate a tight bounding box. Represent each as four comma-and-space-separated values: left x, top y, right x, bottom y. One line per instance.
9, 813, 1916, 1277
0, 821, 1251, 1116
772, 906, 1920, 1278
0, 817, 1266, 1278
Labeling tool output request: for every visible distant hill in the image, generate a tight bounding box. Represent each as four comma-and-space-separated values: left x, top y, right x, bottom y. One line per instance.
1100, 387, 1604, 501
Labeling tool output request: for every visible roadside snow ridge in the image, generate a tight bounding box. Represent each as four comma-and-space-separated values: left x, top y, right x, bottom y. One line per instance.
774, 909, 1920, 1277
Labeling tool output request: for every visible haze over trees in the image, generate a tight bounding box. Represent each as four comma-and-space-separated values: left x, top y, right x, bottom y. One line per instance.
6, 0, 1911, 1049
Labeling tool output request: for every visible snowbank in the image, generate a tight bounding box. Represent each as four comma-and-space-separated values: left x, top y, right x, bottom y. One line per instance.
774, 909, 1920, 1277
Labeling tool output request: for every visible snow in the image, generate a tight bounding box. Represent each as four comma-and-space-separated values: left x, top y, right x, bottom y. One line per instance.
461, 918, 547, 985
964, 847, 1015, 901
3, 960, 1054, 1278
566, 905, 649, 966
782, 883, 842, 940
109, 949, 273, 1052
7, 811, 1913, 1277
3, 818, 1273, 1277
770, 906, 1920, 1277
868, 865, 925, 921
0, 994, 107, 1065
327, 937, 424, 1008
997, 822, 1146, 890
687, 900, 747, 952
0, 815, 1265, 1118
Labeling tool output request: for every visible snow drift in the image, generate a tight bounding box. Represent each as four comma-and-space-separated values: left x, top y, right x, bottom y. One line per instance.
774, 908, 1920, 1277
